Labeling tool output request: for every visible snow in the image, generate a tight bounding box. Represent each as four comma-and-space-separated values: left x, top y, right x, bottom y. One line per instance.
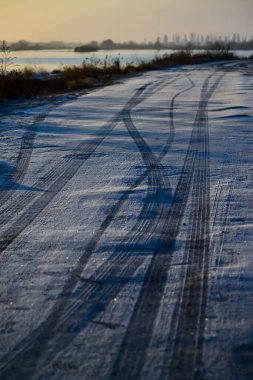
0, 61, 252, 379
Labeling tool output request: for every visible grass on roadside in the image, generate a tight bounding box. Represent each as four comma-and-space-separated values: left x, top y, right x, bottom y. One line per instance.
0, 51, 238, 101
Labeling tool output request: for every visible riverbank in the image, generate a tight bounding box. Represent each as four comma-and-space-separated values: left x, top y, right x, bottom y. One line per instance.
0, 51, 251, 101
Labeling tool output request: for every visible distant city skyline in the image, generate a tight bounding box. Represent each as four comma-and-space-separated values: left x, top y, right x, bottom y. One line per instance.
8, 32, 251, 47
1, 0, 252, 43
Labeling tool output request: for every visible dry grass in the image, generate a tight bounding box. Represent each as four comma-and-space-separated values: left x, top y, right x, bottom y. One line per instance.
0, 51, 238, 101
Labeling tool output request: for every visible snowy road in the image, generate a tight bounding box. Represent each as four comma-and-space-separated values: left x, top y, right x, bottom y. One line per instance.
0, 61, 253, 379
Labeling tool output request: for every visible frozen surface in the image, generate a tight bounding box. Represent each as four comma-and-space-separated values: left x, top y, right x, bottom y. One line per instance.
0, 61, 252, 379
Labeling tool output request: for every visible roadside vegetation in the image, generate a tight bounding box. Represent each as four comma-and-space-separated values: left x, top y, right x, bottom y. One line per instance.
0, 40, 248, 101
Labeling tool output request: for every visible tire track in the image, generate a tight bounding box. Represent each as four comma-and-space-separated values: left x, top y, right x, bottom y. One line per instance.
0, 95, 73, 208
209, 179, 235, 281
0, 75, 175, 254
0, 110, 50, 208
110, 72, 224, 380
31, 84, 173, 377
167, 102, 210, 380
0, 76, 175, 243
0, 112, 123, 255
0, 75, 182, 378
51, 78, 194, 330
166, 73, 225, 380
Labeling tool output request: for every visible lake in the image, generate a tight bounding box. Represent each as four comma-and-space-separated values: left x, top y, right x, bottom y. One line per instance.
12, 49, 253, 72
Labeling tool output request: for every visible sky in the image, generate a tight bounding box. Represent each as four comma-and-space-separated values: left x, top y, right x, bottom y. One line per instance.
0, 0, 252, 43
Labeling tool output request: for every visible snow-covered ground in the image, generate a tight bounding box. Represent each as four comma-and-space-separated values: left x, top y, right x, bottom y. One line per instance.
0, 61, 252, 379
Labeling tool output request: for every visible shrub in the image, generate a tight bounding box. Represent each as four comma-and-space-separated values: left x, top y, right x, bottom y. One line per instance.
0, 41, 15, 75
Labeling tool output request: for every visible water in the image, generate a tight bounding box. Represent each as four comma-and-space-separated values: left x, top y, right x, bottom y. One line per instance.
11, 49, 253, 72
12, 49, 176, 71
